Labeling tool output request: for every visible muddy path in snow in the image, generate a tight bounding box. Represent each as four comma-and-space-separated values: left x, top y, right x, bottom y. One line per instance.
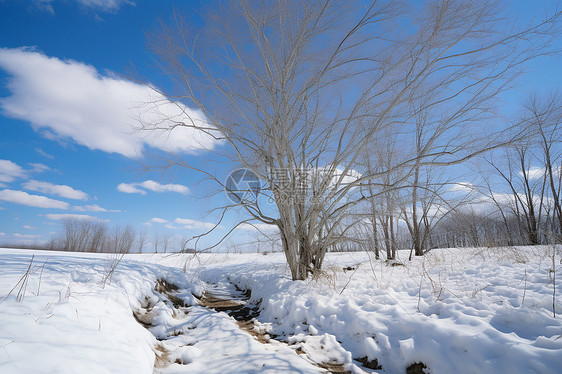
135, 278, 380, 373
199, 282, 351, 374
198, 284, 267, 343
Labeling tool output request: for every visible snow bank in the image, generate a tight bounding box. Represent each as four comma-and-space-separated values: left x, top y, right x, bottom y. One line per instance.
1, 246, 560, 373
0, 249, 201, 374
155, 305, 323, 374
190, 247, 562, 373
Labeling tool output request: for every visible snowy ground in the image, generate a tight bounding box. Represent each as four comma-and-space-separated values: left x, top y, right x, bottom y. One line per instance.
0, 246, 560, 373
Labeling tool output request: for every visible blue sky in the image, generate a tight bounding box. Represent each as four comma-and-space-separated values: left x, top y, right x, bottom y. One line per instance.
0, 0, 260, 251
0, 0, 561, 251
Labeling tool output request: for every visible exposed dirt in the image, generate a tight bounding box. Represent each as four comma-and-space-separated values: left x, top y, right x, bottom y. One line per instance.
317, 362, 351, 373
406, 362, 429, 374
155, 278, 186, 308
199, 285, 351, 374
153, 343, 170, 369
133, 295, 157, 328
356, 356, 382, 370
155, 278, 179, 293
199, 292, 245, 310
137, 279, 376, 374
132, 279, 191, 371
198, 289, 268, 343
133, 279, 189, 329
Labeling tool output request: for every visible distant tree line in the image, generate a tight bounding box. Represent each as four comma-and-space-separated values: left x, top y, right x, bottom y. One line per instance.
353, 209, 561, 260
41, 217, 199, 254
47, 218, 137, 253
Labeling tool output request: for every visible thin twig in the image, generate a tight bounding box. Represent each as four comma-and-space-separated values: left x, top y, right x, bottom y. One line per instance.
36, 258, 48, 296
339, 264, 360, 295
0, 255, 35, 304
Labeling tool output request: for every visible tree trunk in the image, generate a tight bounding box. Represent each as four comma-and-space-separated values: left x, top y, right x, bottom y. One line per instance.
390, 216, 396, 260
372, 217, 380, 259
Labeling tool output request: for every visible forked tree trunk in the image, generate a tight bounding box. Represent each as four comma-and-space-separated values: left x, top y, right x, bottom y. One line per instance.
279, 221, 326, 281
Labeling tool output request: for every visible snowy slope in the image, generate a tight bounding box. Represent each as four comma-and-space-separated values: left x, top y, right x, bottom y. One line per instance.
179, 247, 562, 373
1, 246, 561, 374
0, 249, 201, 374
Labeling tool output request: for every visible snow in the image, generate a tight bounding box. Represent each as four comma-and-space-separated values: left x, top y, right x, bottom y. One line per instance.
0, 249, 200, 374
1, 246, 561, 373
182, 247, 562, 373
155, 305, 322, 373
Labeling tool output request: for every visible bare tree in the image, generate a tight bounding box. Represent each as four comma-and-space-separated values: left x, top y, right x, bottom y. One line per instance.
147, 0, 560, 279
486, 145, 546, 245
161, 233, 169, 254
527, 94, 562, 241
49, 218, 138, 254
56, 217, 108, 252
370, 133, 402, 260
137, 230, 147, 253
483, 94, 562, 245
153, 232, 159, 254
104, 225, 136, 254
179, 236, 190, 253
89, 221, 107, 253
392, 101, 478, 258
478, 168, 519, 246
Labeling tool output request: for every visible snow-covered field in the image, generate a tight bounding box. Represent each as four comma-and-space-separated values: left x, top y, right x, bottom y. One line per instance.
0, 246, 560, 373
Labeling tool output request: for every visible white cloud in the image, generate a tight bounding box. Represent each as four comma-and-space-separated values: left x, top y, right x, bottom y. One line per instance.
29, 163, 51, 173
0, 189, 69, 209
174, 218, 216, 230
526, 167, 545, 180
13, 233, 42, 239
23, 180, 88, 200
33, 0, 134, 14
142, 217, 169, 226
73, 204, 119, 212
522, 166, 562, 180
76, 0, 134, 12
333, 167, 362, 185
0, 232, 5, 236
449, 182, 474, 193
0, 159, 27, 183
238, 222, 279, 233
23, 225, 36, 230
32, 0, 56, 14
45, 213, 108, 221
463, 192, 548, 215
117, 183, 146, 194
0, 160, 53, 187
140, 180, 189, 194
519, 166, 562, 180
517, 166, 545, 180
117, 180, 189, 195
35, 148, 54, 159
149, 217, 169, 224
147, 217, 219, 231
0, 48, 218, 159
303, 166, 362, 189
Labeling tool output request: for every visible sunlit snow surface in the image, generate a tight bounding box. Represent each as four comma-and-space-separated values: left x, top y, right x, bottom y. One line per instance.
0, 246, 561, 373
